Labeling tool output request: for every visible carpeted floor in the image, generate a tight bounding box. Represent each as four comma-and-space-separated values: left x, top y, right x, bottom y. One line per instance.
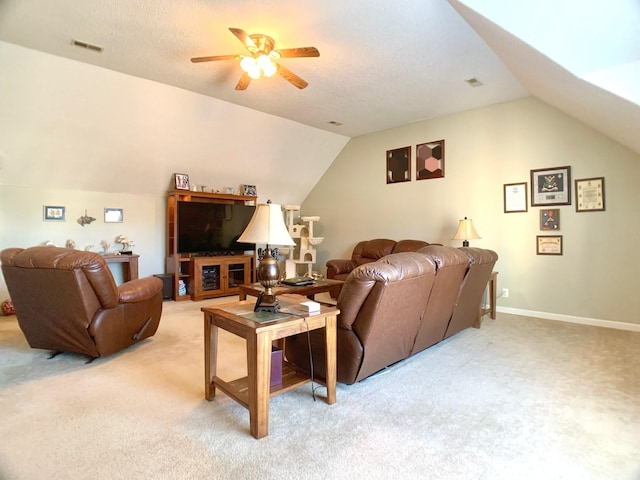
1, 295, 639, 480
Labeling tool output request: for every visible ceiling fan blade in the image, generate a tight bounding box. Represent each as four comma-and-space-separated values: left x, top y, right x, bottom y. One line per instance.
235, 72, 251, 91
277, 64, 308, 89
191, 54, 238, 63
229, 27, 257, 52
276, 47, 320, 59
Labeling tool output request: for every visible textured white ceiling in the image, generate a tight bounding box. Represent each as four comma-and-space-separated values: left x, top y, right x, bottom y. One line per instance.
0, 0, 638, 154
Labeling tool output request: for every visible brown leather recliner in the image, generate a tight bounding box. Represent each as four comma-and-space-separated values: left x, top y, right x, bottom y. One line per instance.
325, 239, 432, 297
1, 246, 163, 358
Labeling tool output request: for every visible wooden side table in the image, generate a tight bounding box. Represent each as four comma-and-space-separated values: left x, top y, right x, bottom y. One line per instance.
202, 295, 339, 439
102, 254, 139, 282
238, 279, 344, 301
474, 271, 498, 328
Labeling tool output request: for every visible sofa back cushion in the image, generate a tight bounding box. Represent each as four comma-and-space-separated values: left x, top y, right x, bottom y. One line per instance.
338, 252, 436, 382
444, 248, 498, 338
351, 239, 396, 266
391, 239, 430, 253
411, 245, 470, 353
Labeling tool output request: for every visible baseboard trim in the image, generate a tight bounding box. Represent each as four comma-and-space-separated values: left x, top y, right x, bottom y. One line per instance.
496, 306, 640, 332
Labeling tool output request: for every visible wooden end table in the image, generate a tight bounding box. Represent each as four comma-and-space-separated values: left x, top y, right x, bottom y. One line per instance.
202, 294, 339, 439
473, 271, 498, 328
238, 278, 344, 301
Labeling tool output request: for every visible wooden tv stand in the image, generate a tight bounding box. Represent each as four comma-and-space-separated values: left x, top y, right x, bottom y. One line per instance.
166, 190, 257, 301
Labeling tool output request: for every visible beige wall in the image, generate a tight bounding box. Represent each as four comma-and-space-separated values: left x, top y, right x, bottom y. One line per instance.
302, 97, 640, 327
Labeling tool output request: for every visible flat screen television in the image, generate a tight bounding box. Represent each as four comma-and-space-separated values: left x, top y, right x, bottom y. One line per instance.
177, 202, 255, 255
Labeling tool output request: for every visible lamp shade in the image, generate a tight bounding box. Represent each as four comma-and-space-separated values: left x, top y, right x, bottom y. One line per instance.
452, 217, 481, 242
237, 202, 295, 246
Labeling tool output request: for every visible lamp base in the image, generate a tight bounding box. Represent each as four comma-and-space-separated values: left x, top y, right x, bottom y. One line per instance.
463, 240, 469, 247
254, 292, 280, 313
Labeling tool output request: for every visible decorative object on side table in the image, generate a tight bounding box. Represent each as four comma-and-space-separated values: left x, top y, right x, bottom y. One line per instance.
237, 200, 295, 312
575, 177, 605, 212
115, 234, 134, 254
530, 166, 571, 206
416, 139, 445, 180
452, 217, 481, 247
243, 184, 257, 196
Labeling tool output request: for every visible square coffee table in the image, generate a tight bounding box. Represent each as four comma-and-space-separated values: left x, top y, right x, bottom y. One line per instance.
202, 294, 340, 439
238, 278, 344, 301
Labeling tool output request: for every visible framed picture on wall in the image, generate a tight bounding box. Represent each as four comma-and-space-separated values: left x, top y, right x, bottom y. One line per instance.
104, 208, 123, 223
540, 209, 560, 230
530, 166, 571, 206
536, 235, 563, 255
416, 139, 445, 180
503, 182, 528, 213
174, 173, 190, 190
386, 146, 410, 184
43, 205, 65, 221
575, 177, 605, 212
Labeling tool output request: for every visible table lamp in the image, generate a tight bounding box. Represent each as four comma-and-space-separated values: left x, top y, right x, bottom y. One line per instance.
237, 200, 295, 312
452, 216, 481, 247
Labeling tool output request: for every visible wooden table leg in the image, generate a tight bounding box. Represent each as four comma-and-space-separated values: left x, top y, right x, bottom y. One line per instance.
324, 314, 337, 405
204, 314, 218, 401
238, 289, 247, 301
128, 256, 139, 281
247, 331, 272, 439
489, 272, 497, 319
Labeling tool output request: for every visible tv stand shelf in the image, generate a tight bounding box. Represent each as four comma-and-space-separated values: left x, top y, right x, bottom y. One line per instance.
166, 190, 257, 301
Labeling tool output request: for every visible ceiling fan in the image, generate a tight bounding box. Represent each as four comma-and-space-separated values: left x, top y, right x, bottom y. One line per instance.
191, 27, 320, 91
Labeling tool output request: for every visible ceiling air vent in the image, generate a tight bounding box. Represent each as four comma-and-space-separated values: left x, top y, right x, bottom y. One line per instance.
465, 77, 483, 87
327, 121, 343, 126
71, 39, 104, 53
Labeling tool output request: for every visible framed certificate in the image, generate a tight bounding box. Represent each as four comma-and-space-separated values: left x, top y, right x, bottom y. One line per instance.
536, 235, 563, 255
503, 182, 528, 213
575, 177, 605, 212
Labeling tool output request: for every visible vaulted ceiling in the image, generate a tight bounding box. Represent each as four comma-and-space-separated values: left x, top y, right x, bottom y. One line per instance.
1, 0, 638, 154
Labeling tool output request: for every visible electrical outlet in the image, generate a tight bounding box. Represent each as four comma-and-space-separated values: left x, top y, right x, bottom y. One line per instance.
502, 288, 509, 298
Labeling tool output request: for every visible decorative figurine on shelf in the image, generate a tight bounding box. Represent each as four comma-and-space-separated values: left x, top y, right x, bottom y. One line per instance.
115, 234, 134, 254
77, 210, 96, 227
84, 245, 94, 251
100, 240, 110, 255
65, 239, 76, 249
43, 241, 57, 247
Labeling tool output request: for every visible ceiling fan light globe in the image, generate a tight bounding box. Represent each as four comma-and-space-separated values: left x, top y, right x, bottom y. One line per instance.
248, 66, 261, 79
262, 62, 277, 77
240, 56, 256, 73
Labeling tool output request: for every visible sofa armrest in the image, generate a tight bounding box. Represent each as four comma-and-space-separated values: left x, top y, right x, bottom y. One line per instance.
118, 277, 163, 304
326, 259, 357, 277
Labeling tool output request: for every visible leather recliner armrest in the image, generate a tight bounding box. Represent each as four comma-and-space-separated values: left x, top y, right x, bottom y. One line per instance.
326, 259, 357, 277
118, 277, 163, 304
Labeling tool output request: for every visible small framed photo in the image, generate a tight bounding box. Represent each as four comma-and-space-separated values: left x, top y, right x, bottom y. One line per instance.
243, 184, 257, 196
104, 208, 123, 223
540, 209, 560, 230
386, 146, 410, 184
537, 235, 563, 255
43, 205, 65, 221
174, 173, 190, 190
416, 139, 445, 180
575, 177, 605, 212
503, 182, 528, 213
530, 166, 571, 206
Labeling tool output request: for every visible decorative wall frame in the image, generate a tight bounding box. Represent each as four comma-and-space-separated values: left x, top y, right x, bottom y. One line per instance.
243, 184, 257, 196
174, 173, 190, 190
386, 146, 411, 184
104, 208, 123, 223
540, 209, 560, 230
503, 182, 528, 213
530, 166, 571, 206
416, 139, 445, 180
575, 177, 605, 212
537, 235, 563, 255
43, 205, 65, 221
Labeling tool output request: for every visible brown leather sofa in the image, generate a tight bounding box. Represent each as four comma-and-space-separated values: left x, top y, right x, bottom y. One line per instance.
325, 239, 434, 297
1, 246, 164, 358
285, 245, 498, 384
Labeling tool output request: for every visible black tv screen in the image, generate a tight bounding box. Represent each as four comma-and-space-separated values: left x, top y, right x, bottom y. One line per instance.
177, 202, 255, 254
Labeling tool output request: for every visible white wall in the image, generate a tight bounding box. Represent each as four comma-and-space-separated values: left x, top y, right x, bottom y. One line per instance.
302, 97, 640, 327
0, 41, 348, 298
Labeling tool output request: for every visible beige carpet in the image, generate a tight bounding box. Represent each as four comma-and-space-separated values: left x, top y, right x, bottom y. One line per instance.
1, 295, 639, 480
